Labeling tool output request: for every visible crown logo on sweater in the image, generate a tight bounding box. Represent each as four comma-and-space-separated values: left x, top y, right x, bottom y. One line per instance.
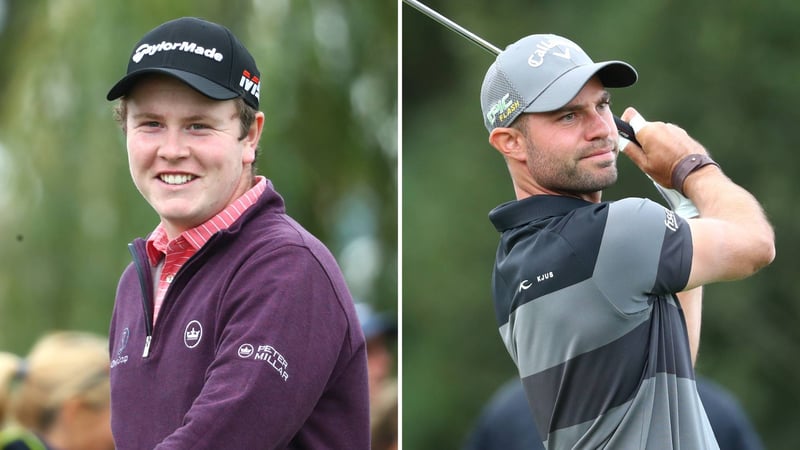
184, 320, 203, 349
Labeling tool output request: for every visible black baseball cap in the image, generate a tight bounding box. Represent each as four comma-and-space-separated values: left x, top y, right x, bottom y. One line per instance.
107, 17, 261, 109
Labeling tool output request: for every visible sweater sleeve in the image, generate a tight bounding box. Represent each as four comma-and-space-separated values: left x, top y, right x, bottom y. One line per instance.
154, 243, 370, 449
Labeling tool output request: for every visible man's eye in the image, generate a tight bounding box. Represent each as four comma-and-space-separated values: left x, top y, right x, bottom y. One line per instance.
189, 124, 209, 131
560, 112, 575, 121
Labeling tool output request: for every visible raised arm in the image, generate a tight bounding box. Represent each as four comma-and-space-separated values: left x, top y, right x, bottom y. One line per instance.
620, 107, 775, 291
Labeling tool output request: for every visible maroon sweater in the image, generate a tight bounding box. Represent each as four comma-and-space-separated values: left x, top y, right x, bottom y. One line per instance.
108, 182, 370, 449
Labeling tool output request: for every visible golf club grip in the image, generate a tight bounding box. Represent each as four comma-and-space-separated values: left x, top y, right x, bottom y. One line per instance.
614, 116, 640, 147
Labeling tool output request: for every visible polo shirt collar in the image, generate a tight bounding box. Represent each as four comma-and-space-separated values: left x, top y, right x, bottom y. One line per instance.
489, 195, 593, 232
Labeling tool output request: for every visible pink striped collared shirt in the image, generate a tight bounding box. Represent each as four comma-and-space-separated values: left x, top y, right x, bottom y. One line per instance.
146, 176, 267, 324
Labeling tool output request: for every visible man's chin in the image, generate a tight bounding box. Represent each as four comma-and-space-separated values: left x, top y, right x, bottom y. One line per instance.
581, 169, 617, 192
155, 209, 201, 229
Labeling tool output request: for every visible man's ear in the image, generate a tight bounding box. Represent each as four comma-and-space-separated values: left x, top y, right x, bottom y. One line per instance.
242, 111, 265, 164
489, 127, 527, 162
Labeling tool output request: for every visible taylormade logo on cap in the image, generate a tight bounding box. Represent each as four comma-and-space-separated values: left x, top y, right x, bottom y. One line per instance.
132, 41, 224, 64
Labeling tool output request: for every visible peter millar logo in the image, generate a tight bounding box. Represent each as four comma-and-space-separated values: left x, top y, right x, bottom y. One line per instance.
237, 343, 290, 382
238, 344, 254, 358
132, 41, 224, 64
184, 320, 203, 349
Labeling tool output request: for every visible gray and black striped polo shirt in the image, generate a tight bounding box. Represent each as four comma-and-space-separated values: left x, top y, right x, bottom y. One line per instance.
489, 195, 719, 449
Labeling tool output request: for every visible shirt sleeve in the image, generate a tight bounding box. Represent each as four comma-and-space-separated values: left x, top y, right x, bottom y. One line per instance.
154, 244, 363, 449
591, 197, 693, 313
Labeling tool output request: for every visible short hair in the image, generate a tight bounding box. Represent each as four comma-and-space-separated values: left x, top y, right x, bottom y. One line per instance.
509, 113, 530, 138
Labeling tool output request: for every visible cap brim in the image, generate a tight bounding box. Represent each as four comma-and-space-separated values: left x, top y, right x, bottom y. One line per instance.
523, 61, 637, 113
106, 67, 238, 101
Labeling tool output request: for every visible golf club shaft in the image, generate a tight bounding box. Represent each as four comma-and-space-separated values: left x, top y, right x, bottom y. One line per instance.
403, 0, 501, 55
403, 0, 639, 146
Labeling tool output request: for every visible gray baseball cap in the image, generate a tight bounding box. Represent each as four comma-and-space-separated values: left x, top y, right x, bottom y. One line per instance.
480, 34, 637, 131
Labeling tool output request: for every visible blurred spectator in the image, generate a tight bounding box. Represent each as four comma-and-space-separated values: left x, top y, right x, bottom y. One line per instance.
355, 302, 397, 450
0, 331, 114, 450
463, 375, 763, 450
355, 302, 397, 403
462, 378, 544, 450
697, 376, 765, 450
370, 378, 398, 450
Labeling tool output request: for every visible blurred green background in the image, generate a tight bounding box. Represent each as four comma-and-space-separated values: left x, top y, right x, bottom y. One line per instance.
0, 0, 396, 366
403, 0, 799, 449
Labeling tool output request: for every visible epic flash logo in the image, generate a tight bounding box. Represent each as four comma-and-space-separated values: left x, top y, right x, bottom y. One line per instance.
239, 70, 261, 100
486, 93, 520, 126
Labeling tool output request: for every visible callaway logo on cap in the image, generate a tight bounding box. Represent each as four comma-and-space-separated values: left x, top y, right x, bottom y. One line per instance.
480, 34, 637, 131
107, 17, 261, 109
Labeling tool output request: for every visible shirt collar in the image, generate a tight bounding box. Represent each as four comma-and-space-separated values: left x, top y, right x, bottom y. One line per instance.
146, 176, 267, 265
489, 195, 593, 232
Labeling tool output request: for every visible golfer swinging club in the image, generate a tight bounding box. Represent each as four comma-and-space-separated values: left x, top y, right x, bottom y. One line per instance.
483, 34, 774, 449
